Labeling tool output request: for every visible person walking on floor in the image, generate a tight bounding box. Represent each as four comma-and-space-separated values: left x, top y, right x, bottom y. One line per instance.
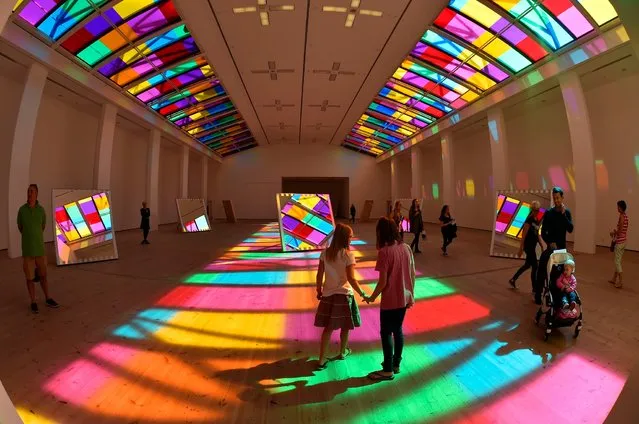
408, 199, 424, 253
350, 204, 356, 224
17, 184, 59, 314
314, 223, 366, 370
535, 187, 574, 304
509, 200, 545, 290
439, 205, 456, 256
364, 217, 416, 381
609, 200, 629, 289
140, 201, 151, 244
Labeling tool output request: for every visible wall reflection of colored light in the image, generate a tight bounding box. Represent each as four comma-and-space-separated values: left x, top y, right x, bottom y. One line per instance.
595, 160, 609, 190
432, 183, 440, 200
635, 155, 639, 182
549, 166, 570, 191
465, 179, 475, 198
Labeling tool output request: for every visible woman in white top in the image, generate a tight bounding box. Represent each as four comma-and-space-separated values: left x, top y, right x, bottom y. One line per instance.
314, 223, 366, 369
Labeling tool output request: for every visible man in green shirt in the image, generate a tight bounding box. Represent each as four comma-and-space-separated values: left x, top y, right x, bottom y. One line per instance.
17, 184, 59, 313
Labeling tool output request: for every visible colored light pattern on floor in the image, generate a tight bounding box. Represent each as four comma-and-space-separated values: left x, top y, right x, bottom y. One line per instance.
343, 0, 619, 156
31, 223, 626, 422
13, 0, 257, 156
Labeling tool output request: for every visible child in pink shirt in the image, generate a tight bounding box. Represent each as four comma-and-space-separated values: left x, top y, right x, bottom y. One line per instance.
556, 259, 577, 311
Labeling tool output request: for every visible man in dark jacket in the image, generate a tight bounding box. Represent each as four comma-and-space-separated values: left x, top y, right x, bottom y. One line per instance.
535, 187, 574, 304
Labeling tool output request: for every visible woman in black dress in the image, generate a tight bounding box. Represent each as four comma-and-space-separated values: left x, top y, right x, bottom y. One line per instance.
140, 201, 151, 244
509, 201, 544, 290
408, 199, 424, 253
439, 205, 456, 256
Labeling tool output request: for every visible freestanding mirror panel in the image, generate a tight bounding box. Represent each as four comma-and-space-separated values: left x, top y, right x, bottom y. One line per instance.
276, 193, 335, 252
490, 190, 551, 258
52, 189, 118, 265
176, 198, 210, 232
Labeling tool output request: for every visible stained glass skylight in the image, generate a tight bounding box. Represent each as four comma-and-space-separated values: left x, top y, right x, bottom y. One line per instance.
13, 0, 257, 157
343, 0, 619, 157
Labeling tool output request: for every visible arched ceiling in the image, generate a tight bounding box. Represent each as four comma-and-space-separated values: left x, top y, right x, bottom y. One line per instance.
8, 0, 621, 158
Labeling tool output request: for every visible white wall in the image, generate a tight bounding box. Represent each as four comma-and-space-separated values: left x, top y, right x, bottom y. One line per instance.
159, 140, 181, 225
452, 120, 493, 231
0, 66, 25, 251
504, 86, 576, 241
395, 155, 412, 200
110, 122, 148, 231
421, 142, 443, 223
211, 144, 390, 220
188, 152, 202, 199
29, 83, 99, 243
584, 55, 639, 251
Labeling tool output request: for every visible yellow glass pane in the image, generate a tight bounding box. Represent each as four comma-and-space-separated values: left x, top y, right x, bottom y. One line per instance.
461, 90, 479, 102
466, 72, 495, 91
13, 0, 23, 11
577, 0, 617, 26
113, 0, 156, 18
393, 68, 407, 79
462, 0, 502, 27
472, 32, 494, 49
127, 80, 151, 95
483, 39, 510, 59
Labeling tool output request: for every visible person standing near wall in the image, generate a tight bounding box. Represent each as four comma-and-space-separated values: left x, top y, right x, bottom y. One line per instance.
17, 184, 59, 314
350, 204, 356, 224
140, 201, 151, 244
409, 199, 423, 254
609, 200, 629, 289
535, 187, 574, 304
509, 201, 545, 290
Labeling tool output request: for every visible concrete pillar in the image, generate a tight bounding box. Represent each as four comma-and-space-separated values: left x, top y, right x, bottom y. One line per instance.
7, 63, 47, 259
0, 0, 14, 34
390, 156, 399, 202
410, 147, 423, 199
94, 103, 116, 189
609, 0, 639, 59
441, 132, 455, 209
487, 108, 509, 191
146, 130, 160, 231
201, 157, 208, 200
180, 145, 189, 198
559, 71, 596, 254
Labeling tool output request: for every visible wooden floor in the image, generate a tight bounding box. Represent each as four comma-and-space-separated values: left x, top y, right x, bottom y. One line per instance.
0, 221, 637, 424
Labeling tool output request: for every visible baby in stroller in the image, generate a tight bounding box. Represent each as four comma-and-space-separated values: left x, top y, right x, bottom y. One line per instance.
556, 259, 577, 311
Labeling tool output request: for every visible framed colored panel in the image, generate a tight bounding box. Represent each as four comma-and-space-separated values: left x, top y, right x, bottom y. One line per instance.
276, 194, 336, 252
490, 190, 550, 258
176, 198, 210, 233
52, 189, 118, 266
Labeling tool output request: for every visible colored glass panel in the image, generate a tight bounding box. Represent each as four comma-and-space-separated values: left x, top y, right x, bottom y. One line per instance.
151, 79, 221, 111
78, 197, 106, 234
92, 193, 112, 230
576, 0, 618, 26
75, 1, 180, 66
368, 102, 431, 127
55, 206, 80, 241
32, 0, 109, 40
194, 215, 209, 231
543, 0, 593, 37
489, 0, 574, 50
187, 113, 243, 136
64, 202, 91, 238
172, 101, 234, 125
422, 30, 509, 81
277, 194, 335, 252
136, 65, 213, 103
506, 203, 530, 238
495, 197, 519, 233
126, 57, 207, 96
384, 81, 452, 114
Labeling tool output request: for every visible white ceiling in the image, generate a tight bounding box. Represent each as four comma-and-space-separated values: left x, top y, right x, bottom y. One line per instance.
175, 0, 448, 147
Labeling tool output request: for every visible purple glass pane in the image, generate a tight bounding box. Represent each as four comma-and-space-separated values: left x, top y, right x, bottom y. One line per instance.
502, 200, 519, 214
128, 7, 167, 37
501, 25, 527, 45
281, 204, 292, 214
485, 63, 508, 81
176, 69, 205, 85
282, 215, 299, 232
491, 17, 509, 33
85, 16, 111, 36
446, 14, 484, 44
20, 0, 57, 25
137, 88, 161, 103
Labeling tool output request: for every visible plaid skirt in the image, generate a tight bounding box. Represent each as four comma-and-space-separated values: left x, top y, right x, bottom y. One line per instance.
314, 294, 361, 330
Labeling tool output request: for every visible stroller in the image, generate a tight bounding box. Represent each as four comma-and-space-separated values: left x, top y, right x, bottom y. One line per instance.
534, 249, 584, 341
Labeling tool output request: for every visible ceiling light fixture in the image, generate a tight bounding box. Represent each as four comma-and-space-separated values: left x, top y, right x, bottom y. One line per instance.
233, 1, 295, 26
322, 0, 382, 28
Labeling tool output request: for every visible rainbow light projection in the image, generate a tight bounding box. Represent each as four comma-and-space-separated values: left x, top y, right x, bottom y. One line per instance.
20, 222, 626, 422
12, 0, 257, 157
53, 190, 117, 265
343, 0, 619, 156
495, 194, 545, 239
276, 194, 336, 252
